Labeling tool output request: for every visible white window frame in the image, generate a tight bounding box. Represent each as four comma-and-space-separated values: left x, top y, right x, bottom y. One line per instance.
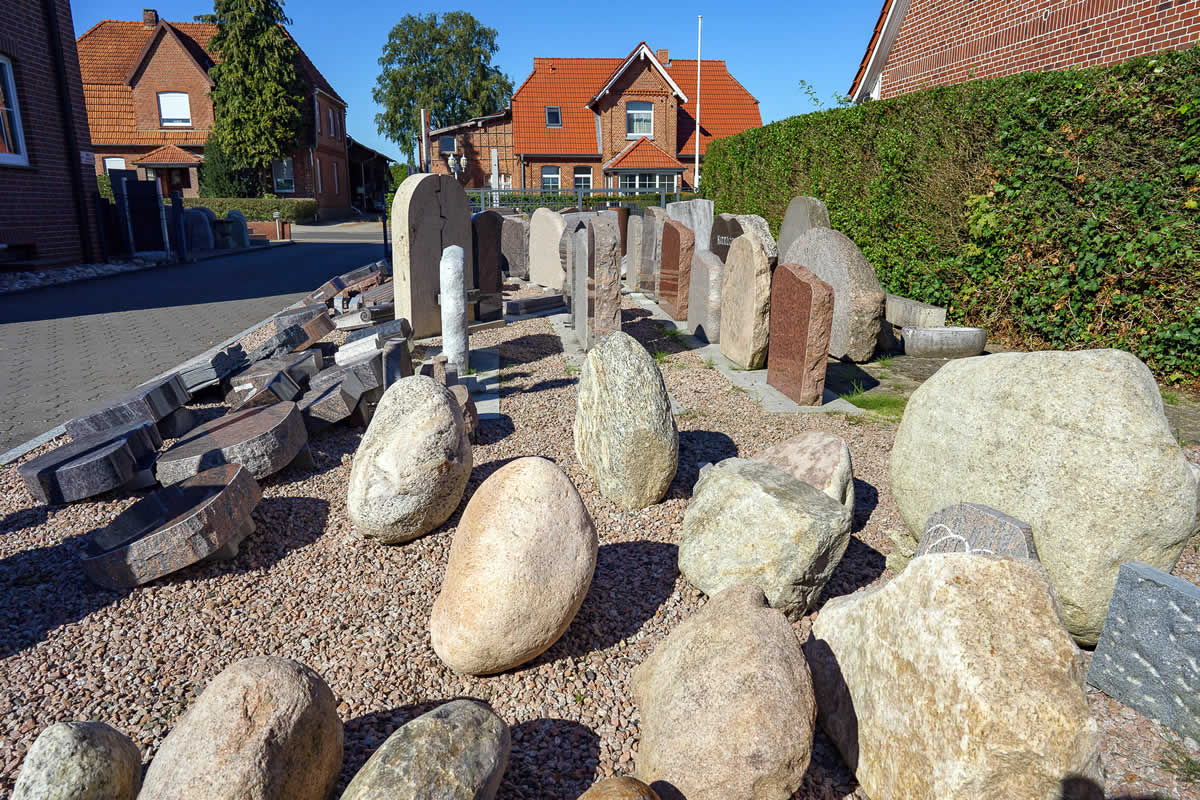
102, 157, 126, 173
0, 54, 28, 166
573, 166, 592, 190
625, 101, 653, 139
540, 166, 560, 192
272, 157, 295, 193
618, 172, 677, 191
499, 174, 512, 189
156, 91, 191, 127
439, 135, 456, 154
545, 106, 561, 128
316, 158, 323, 193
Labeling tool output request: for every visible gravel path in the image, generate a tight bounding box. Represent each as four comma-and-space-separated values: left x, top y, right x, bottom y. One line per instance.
1, 296, 1197, 799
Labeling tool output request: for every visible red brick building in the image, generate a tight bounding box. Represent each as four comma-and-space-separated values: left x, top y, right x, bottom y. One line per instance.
850, 0, 1200, 102
430, 42, 761, 192
77, 8, 351, 216
1, 0, 101, 268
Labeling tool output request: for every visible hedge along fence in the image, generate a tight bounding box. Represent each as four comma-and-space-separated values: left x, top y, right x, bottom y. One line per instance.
180, 197, 319, 223
704, 46, 1200, 382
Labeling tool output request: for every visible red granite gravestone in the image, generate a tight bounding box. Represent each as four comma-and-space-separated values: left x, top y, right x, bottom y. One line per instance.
659, 220, 695, 321
767, 263, 835, 406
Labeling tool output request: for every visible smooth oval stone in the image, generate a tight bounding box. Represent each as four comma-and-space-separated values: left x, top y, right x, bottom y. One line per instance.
82, 464, 261, 588
155, 402, 308, 485
13, 721, 142, 800
901, 326, 986, 358
578, 777, 662, 799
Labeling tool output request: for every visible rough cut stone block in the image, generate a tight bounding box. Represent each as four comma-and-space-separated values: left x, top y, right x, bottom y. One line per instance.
1088, 562, 1200, 742
504, 294, 565, 315
180, 345, 248, 392
590, 216, 622, 344
229, 371, 302, 411
66, 373, 190, 438
156, 402, 308, 484
902, 326, 987, 359
81, 464, 261, 589
247, 325, 310, 363
776, 195, 831, 260
625, 216, 643, 291
501, 214, 530, 279
381, 336, 414, 387
528, 208, 567, 289
225, 351, 320, 408
886, 294, 947, 328
561, 216, 588, 321
297, 370, 358, 435
658, 220, 694, 321
711, 213, 777, 266
392, 174, 472, 338
345, 317, 411, 345
666, 198, 714, 254
19, 420, 163, 505
641, 207, 667, 297
687, 249, 725, 344
157, 406, 197, 439
572, 227, 590, 347
915, 503, 1038, 560
719, 230, 772, 370
335, 335, 383, 366
767, 264, 834, 405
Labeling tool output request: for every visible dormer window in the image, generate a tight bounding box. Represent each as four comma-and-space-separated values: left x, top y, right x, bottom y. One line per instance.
157, 92, 191, 127
545, 106, 561, 128
626, 101, 652, 139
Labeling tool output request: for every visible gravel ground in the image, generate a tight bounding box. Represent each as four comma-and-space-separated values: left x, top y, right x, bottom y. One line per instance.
1, 294, 1198, 799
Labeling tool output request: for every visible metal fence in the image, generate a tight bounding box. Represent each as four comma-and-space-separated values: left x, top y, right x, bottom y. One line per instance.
467, 186, 692, 214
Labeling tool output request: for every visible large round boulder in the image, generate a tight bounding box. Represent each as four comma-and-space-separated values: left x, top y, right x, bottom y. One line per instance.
678, 458, 852, 619
805, 554, 1103, 799
578, 776, 661, 799
13, 721, 142, 800
632, 584, 816, 800
889, 349, 1200, 645
342, 699, 510, 799
430, 457, 598, 674
348, 375, 472, 544
139, 657, 343, 800
573, 331, 678, 509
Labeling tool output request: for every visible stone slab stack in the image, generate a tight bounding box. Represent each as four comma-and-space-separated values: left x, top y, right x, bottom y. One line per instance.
66, 373, 190, 440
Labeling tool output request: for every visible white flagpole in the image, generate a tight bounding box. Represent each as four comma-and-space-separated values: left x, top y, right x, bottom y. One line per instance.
695, 15, 702, 191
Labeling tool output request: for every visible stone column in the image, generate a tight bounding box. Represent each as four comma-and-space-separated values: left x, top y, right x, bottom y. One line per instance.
440, 245, 469, 373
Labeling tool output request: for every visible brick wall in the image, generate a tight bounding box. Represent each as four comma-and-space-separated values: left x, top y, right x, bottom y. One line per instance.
0, 0, 100, 267
881, 0, 1200, 98
129, 28, 214, 133
596, 61, 677, 162
431, 114, 519, 188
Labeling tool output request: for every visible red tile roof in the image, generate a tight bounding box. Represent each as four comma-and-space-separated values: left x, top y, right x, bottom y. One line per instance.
603, 137, 685, 171
671, 60, 762, 157
849, 0, 896, 98
133, 143, 204, 166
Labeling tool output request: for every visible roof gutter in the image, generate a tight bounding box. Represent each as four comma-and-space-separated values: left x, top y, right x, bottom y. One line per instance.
851, 0, 910, 102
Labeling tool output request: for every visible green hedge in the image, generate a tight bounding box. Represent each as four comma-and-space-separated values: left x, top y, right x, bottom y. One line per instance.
704, 47, 1200, 381
181, 197, 319, 223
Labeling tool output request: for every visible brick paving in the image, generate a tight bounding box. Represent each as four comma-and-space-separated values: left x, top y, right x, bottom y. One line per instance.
0, 230, 384, 454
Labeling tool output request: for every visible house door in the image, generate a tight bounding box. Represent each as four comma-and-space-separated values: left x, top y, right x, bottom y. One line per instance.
164, 168, 191, 196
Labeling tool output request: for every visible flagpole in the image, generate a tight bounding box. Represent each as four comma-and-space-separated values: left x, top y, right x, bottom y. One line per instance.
695, 15, 702, 191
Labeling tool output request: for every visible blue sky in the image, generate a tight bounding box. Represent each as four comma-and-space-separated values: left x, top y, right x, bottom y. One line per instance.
71, 0, 882, 161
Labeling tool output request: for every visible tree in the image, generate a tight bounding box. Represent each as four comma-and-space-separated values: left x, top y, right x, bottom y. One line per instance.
204, 0, 304, 173
372, 11, 513, 162
198, 136, 258, 197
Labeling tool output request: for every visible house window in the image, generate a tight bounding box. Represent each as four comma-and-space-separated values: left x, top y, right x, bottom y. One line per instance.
334, 163, 339, 194
316, 158, 323, 193
102, 157, 127, 173
499, 174, 512, 189
545, 106, 561, 127
619, 172, 677, 191
439, 135, 456, 153
157, 92, 191, 126
328, 108, 334, 136
540, 166, 560, 192
272, 157, 295, 192
573, 166, 592, 190
626, 101, 652, 138
0, 55, 27, 166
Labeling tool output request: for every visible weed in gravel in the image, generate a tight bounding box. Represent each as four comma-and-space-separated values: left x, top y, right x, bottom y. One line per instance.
675, 408, 708, 421
840, 382, 908, 421
651, 351, 670, 364
1162, 389, 1179, 405
1159, 733, 1200, 785
564, 362, 579, 377
876, 355, 894, 367
701, 357, 714, 370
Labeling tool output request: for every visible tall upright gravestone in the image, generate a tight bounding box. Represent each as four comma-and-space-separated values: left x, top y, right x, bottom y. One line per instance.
625, 216, 643, 292
687, 249, 725, 344
711, 213, 777, 266
528, 208, 567, 289
561, 216, 589, 325
766, 263, 834, 406
720, 230, 772, 370
589, 216, 622, 346
659, 220, 694, 321
392, 174, 473, 338
640, 207, 667, 297
775, 195, 831, 260
500, 214, 530, 280
471, 210, 504, 322
572, 227, 591, 348
666, 198, 714, 255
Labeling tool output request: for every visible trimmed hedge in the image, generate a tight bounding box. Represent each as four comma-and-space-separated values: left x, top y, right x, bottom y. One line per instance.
704, 47, 1200, 381
182, 197, 318, 223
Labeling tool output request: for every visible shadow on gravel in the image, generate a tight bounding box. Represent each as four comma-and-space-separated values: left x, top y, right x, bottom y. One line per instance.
813, 537, 886, 611
502, 333, 565, 366
499, 377, 576, 399
0, 504, 50, 535
852, 478, 879, 534
337, 698, 458, 790
503, 718, 600, 799
476, 414, 515, 445
670, 430, 738, 499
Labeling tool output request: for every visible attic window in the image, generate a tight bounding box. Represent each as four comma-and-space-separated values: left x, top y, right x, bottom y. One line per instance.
157, 92, 191, 127
545, 106, 561, 128
626, 101, 652, 139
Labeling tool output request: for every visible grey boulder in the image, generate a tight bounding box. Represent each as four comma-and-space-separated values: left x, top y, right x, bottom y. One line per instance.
13, 721, 142, 800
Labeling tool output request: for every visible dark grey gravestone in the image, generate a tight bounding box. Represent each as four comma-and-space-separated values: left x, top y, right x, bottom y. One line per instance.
1088, 562, 1200, 743
66, 373, 190, 438
381, 335, 414, 388
19, 420, 162, 504
346, 317, 412, 345
914, 502, 1038, 559
157, 406, 197, 439
180, 345, 248, 391
228, 371, 302, 411
776, 195, 831, 261
155, 402, 308, 484
81, 463, 261, 589
247, 325, 310, 363
297, 370, 357, 435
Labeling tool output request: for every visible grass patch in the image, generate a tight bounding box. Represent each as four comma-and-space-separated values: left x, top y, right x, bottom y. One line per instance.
651, 351, 670, 364
675, 408, 708, 421
875, 355, 894, 367
701, 357, 715, 370
839, 382, 908, 420
1162, 389, 1180, 405
564, 362, 579, 377
1160, 734, 1200, 785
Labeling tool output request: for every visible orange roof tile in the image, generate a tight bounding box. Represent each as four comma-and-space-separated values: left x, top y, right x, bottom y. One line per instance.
134, 143, 204, 166
603, 137, 685, 171
669, 60, 762, 157
849, 0, 896, 98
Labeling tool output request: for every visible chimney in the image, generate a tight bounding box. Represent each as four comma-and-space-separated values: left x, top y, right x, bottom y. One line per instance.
656, 48, 669, 65
142, 8, 158, 28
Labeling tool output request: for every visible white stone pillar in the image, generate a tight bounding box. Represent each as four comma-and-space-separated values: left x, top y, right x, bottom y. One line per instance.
440, 245, 469, 372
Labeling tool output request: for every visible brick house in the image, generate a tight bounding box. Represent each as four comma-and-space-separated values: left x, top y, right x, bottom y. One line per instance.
1, 0, 101, 268
850, 0, 1200, 102
430, 42, 761, 192
77, 8, 351, 216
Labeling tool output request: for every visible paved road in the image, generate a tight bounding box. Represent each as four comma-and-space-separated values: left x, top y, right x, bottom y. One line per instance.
0, 226, 384, 455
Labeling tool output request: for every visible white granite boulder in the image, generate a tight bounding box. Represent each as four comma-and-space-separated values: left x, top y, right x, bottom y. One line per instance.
632, 584, 816, 799
752, 431, 854, 514
139, 657, 343, 800
347, 375, 472, 544
430, 457, 597, 674
805, 554, 1103, 799
678, 458, 852, 619
13, 722, 142, 800
889, 349, 1200, 645
574, 331, 678, 509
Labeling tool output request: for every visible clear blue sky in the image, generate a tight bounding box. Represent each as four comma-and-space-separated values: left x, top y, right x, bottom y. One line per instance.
71, 0, 882, 161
